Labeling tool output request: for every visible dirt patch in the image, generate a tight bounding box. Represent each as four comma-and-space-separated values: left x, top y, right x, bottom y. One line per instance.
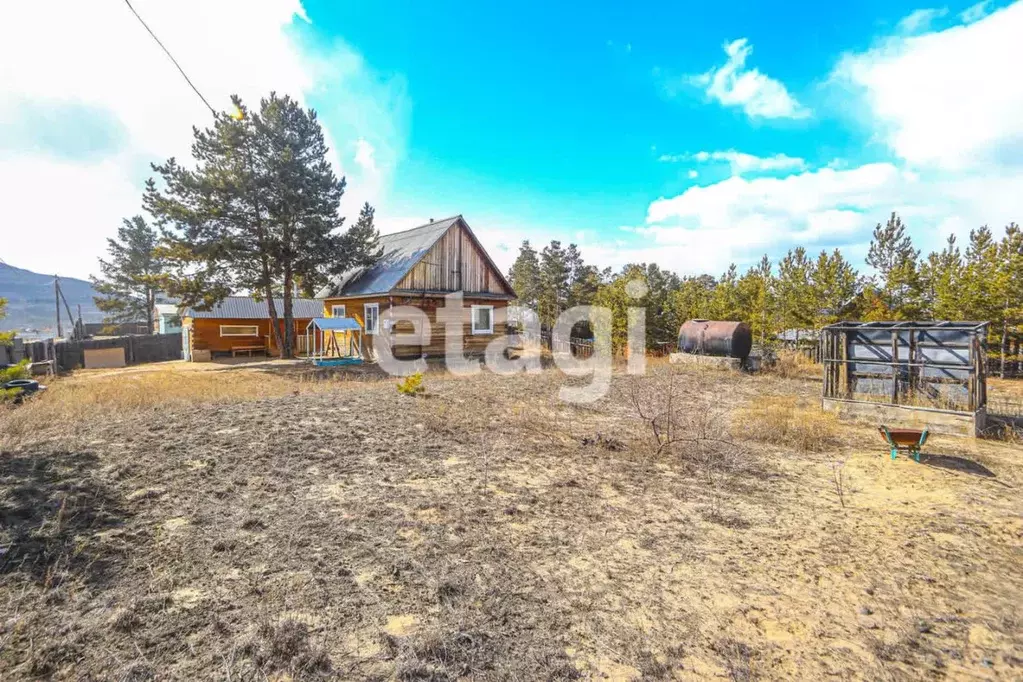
1, 363, 1021, 679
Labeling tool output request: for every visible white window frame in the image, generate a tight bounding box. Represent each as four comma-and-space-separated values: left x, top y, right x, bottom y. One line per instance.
331, 304, 346, 317
364, 303, 379, 335
471, 305, 494, 335
220, 324, 260, 337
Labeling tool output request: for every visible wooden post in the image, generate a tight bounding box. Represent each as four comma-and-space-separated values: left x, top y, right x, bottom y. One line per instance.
54, 276, 62, 339
907, 330, 916, 403
890, 330, 899, 405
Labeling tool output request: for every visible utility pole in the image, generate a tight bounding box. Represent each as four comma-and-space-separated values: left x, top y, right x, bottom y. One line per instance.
54, 276, 62, 339
77, 304, 83, 340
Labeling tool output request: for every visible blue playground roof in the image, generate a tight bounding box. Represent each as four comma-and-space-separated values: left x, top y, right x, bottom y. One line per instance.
308, 317, 362, 331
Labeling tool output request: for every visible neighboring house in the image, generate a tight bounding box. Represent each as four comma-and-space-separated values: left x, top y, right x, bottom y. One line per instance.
154, 303, 182, 335
181, 296, 322, 360
316, 215, 515, 358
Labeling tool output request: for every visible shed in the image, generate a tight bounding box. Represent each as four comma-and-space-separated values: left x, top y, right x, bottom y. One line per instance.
181, 296, 322, 360
820, 321, 989, 436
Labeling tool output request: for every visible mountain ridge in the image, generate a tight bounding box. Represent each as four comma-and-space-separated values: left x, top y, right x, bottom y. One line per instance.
0, 262, 101, 332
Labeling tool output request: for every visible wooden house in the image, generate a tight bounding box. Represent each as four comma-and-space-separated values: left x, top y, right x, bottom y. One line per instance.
315, 215, 516, 358
181, 296, 322, 360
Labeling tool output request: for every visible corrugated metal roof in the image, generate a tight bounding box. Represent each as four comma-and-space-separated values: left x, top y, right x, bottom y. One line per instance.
315, 216, 461, 298
184, 296, 322, 319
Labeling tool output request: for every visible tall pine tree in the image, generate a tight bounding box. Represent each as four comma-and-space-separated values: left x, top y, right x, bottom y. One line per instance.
146, 93, 347, 357
90, 215, 166, 333
538, 240, 570, 326
810, 249, 859, 327
866, 212, 922, 319
507, 240, 541, 310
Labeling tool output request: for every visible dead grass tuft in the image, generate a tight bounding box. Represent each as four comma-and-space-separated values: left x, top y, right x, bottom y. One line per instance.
767, 350, 820, 380
731, 396, 840, 453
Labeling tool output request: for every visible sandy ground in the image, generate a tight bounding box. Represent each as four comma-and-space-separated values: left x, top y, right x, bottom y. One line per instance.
1, 364, 1021, 680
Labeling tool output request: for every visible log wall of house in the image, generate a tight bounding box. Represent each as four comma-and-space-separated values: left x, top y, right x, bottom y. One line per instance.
394, 224, 511, 295
319, 296, 509, 358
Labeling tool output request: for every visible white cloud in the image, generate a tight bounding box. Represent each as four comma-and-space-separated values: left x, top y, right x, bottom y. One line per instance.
897, 7, 948, 33
960, 0, 993, 23
833, 1, 1023, 170
687, 170, 699, 179
0, 0, 407, 279
353, 138, 377, 174
661, 150, 806, 175
690, 38, 809, 119
628, 161, 1023, 275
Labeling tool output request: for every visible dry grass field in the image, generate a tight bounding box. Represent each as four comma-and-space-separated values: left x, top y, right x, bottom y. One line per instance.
1, 360, 1021, 680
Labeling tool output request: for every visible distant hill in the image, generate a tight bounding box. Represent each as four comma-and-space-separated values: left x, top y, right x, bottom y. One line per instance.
0, 262, 102, 335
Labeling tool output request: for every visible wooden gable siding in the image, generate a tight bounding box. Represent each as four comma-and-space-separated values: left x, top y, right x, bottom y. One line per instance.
395, 223, 510, 295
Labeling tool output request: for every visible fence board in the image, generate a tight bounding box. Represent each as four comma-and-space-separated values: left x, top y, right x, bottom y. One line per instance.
18, 333, 182, 372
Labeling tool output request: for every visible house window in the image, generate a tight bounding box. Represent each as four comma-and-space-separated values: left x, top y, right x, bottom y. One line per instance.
364, 303, 379, 335
220, 325, 259, 337
471, 305, 494, 335
331, 304, 346, 317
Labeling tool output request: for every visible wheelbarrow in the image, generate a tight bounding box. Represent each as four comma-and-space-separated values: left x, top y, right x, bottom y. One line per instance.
878, 426, 928, 462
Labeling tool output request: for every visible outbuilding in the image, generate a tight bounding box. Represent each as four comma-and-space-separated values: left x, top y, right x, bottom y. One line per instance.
181, 296, 322, 360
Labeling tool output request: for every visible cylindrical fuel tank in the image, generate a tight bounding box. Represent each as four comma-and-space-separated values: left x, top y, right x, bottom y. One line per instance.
678, 320, 753, 359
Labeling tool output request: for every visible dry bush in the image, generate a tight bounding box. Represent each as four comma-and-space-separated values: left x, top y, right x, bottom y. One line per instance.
620, 366, 743, 471
731, 395, 840, 453
768, 350, 821, 380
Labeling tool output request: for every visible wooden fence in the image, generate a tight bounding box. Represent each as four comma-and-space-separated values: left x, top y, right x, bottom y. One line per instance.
520, 330, 596, 359
4, 334, 182, 372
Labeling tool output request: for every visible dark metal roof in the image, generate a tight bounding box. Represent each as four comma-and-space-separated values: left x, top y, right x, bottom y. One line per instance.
184, 296, 322, 319
778, 328, 819, 342
316, 216, 460, 299
307, 317, 362, 331
822, 320, 988, 332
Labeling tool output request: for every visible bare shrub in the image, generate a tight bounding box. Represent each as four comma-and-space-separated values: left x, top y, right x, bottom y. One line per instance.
622, 366, 736, 462
731, 396, 840, 453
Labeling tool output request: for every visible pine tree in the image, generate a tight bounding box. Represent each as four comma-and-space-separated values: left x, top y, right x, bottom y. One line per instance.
90, 215, 165, 333
146, 93, 347, 358
564, 243, 601, 308
866, 212, 922, 319
736, 256, 775, 344
0, 297, 11, 343
920, 234, 963, 320
538, 240, 570, 326
669, 275, 715, 325
995, 223, 1023, 377
776, 247, 814, 332
508, 240, 542, 310
345, 203, 383, 269
810, 249, 859, 327
708, 264, 741, 320
962, 226, 1000, 326
592, 264, 649, 351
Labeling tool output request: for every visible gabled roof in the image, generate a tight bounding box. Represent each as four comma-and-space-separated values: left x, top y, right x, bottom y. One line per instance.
184, 296, 322, 319
316, 215, 513, 299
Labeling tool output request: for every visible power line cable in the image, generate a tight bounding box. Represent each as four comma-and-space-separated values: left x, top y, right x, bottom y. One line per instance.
121, 0, 217, 116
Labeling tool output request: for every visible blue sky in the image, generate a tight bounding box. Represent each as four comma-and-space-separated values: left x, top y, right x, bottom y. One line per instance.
1, 0, 1021, 279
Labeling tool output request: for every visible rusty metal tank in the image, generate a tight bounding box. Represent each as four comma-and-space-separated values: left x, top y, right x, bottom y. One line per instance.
678, 320, 753, 360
